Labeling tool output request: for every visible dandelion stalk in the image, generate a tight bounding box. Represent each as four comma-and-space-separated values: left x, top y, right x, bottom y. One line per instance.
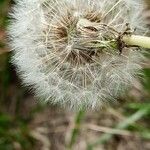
123, 35, 150, 49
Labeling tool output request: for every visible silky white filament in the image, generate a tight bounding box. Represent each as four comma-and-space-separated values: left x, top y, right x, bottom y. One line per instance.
8, 0, 147, 109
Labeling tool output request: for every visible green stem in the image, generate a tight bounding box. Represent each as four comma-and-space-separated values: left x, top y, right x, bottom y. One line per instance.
67, 109, 85, 150
123, 35, 150, 49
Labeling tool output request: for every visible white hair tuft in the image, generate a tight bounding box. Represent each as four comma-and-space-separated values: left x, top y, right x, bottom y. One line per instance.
8, 0, 147, 109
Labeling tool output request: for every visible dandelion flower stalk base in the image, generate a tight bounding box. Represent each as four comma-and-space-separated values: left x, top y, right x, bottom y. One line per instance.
78, 18, 150, 53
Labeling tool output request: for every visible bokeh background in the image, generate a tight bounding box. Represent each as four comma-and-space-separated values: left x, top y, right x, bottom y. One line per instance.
0, 0, 150, 150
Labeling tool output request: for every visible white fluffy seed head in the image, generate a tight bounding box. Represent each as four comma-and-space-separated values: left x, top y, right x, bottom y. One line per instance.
8, 0, 147, 109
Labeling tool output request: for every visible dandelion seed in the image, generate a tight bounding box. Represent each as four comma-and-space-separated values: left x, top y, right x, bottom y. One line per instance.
8, 0, 148, 109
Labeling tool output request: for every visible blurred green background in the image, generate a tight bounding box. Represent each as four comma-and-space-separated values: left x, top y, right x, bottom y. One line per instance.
0, 0, 150, 150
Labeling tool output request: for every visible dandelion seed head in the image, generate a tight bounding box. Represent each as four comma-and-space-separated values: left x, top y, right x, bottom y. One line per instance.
9, 0, 147, 109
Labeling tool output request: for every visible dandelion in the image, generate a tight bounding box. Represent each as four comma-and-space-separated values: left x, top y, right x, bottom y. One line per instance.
8, 0, 149, 109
